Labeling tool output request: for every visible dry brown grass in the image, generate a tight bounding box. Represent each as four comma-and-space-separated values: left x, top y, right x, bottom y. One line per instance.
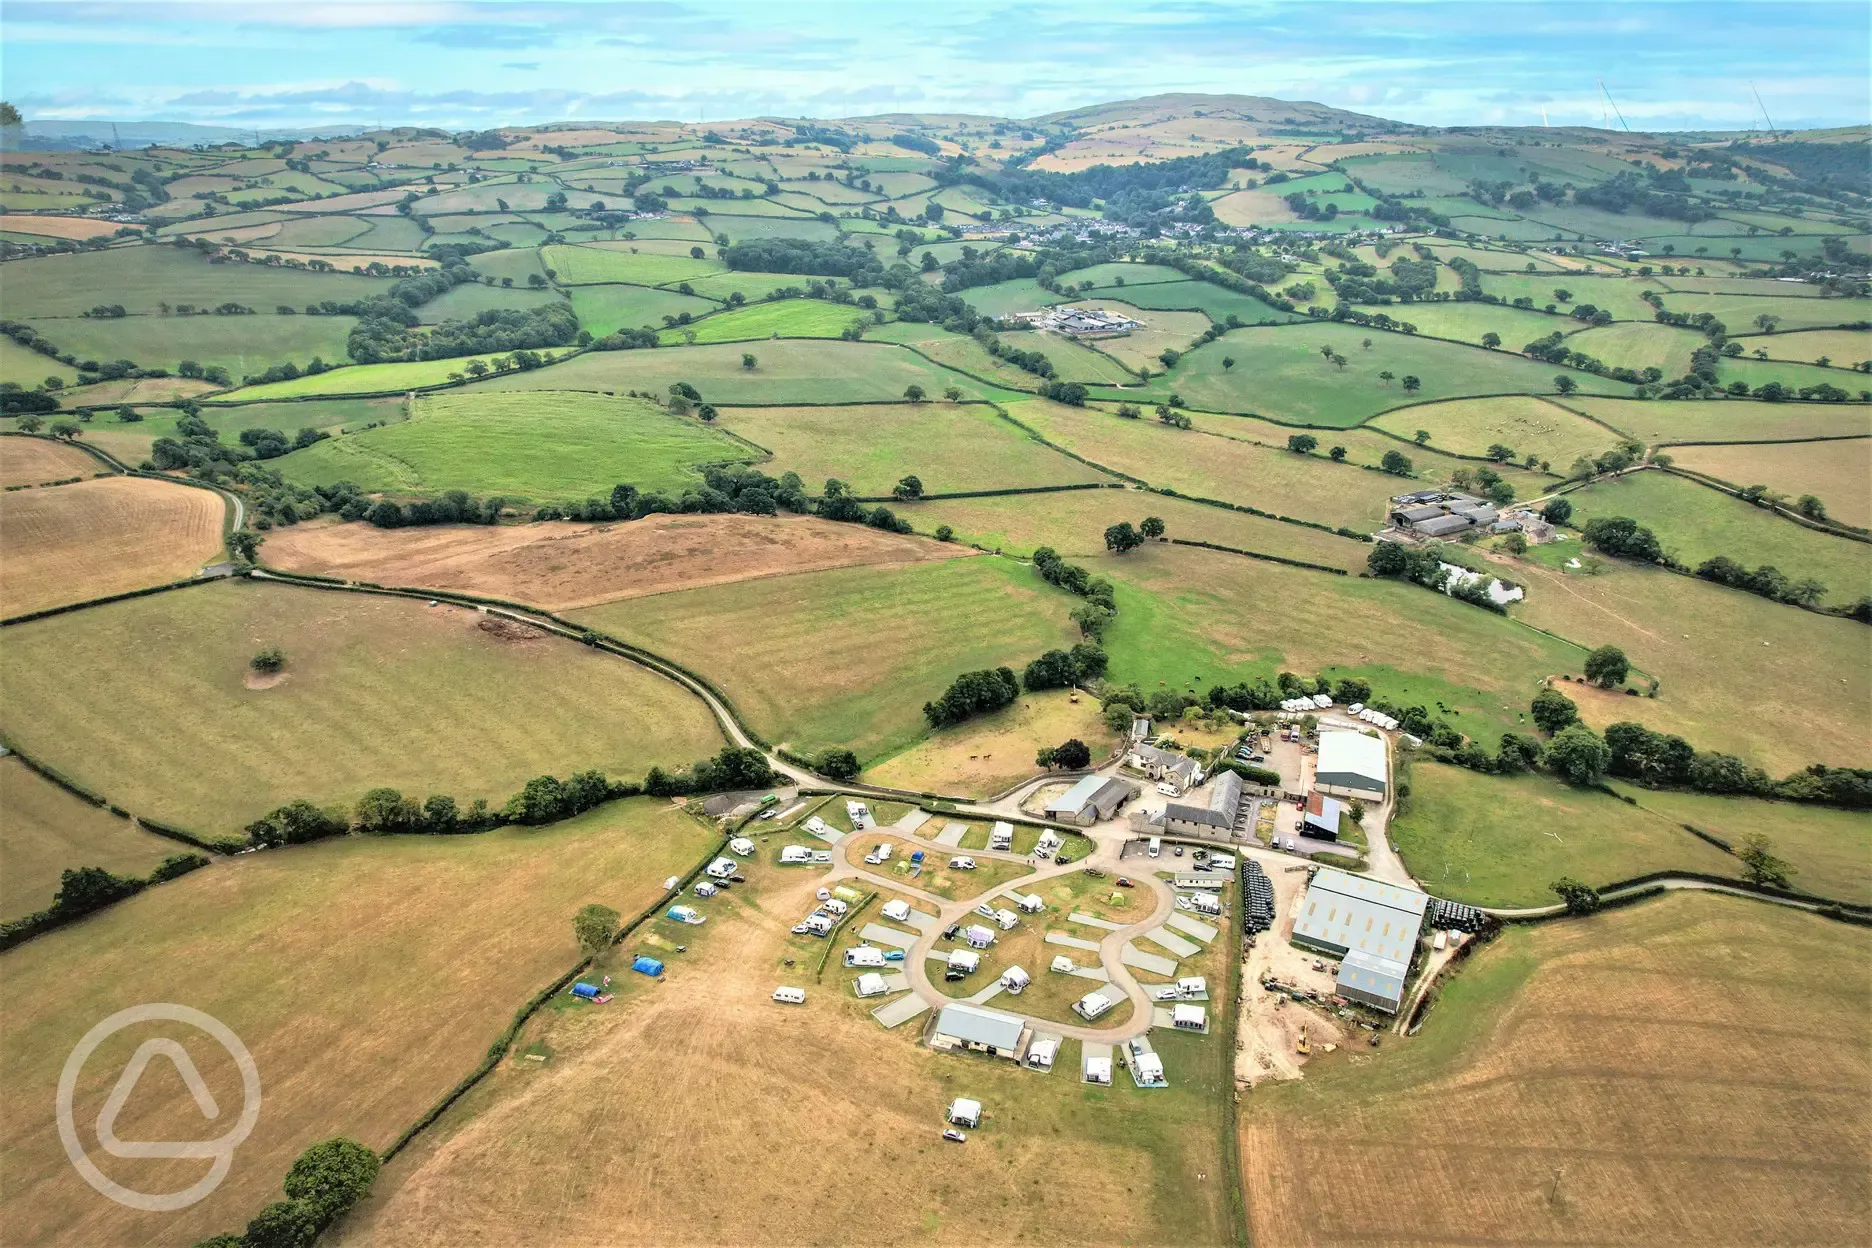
0, 438, 99, 487
0, 476, 222, 615
0, 216, 133, 240
0, 757, 181, 921
260, 513, 971, 611
1669, 439, 1872, 529
867, 690, 1121, 798
1241, 893, 1871, 1246
337, 865, 1235, 1247
0, 800, 718, 1248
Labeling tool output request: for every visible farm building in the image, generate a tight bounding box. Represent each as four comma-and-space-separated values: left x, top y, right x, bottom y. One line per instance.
1044, 774, 1134, 826
1128, 742, 1203, 792
930, 1003, 1027, 1059
1301, 791, 1345, 840
1164, 770, 1243, 836
1388, 491, 1498, 538
1314, 731, 1388, 801
1290, 867, 1429, 1014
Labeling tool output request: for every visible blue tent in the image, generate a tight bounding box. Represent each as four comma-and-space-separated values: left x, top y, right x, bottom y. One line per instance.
631, 955, 664, 976
570, 982, 601, 999
911, 850, 925, 864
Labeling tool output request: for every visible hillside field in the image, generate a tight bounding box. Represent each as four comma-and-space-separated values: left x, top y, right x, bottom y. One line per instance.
0, 476, 225, 617
0, 580, 725, 837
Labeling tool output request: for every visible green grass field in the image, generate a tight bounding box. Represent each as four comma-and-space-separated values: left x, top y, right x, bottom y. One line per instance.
1610, 783, 1872, 906
869, 322, 1053, 390
1565, 469, 1870, 606
1740, 327, 1872, 367
0, 244, 388, 318
1562, 321, 1708, 377
1091, 545, 1585, 744
568, 284, 719, 336
415, 282, 566, 324
1659, 293, 1872, 333
1368, 301, 1566, 349
0, 797, 717, 1248
22, 313, 356, 381
715, 401, 1105, 496
82, 396, 403, 464
275, 390, 756, 500
1565, 396, 1872, 445
1061, 303, 1211, 373
225, 354, 535, 399
542, 244, 725, 286
570, 556, 1081, 762
0, 580, 725, 836
657, 299, 868, 345
1108, 279, 1305, 325
957, 278, 1062, 319
1717, 354, 1872, 395
1055, 262, 1189, 290
1668, 438, 1872, 529
1128, 322, 1632, 426
466, 339, 991, 404
1475, 273, 1660, 320
1370, 394, 1618, 467
0, 757, 185, 922
1391, 761, 1739, 907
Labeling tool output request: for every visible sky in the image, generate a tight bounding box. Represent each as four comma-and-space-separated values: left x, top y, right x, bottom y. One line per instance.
3, 0, 1868, 134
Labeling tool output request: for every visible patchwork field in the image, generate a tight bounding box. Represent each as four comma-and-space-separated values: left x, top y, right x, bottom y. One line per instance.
0, 476, 224, 616
0, 436, 100, 487
1668, 438, 1872, 529
1611, 783, 1872, 906
226, 356, 520, 400
717, 401, 1106, 497
1370, 394, 1617, 467
334, 864, 1236, 1248
571, 556, 1082, 762
0, 799, 717, 1248
1743, 327, 1872, 367
866, 689, 1121, 798
0, 756, 184, 922
1242, 893, 1871, 1246
1568, 396, 1872, 446
20, 313, 357, 381
1562, 320, 1709, 377
567, 284, 718, 336
541, 243, 724, 286
260, 513, 970, 610
1565, 469, 1870, 606
657, 298, 866, 345
0, 580, 725, 836
0, 245, 388, 318
275, 391, 758, 501
1392, 762, 1739, 907
1131, 322, 1632, 425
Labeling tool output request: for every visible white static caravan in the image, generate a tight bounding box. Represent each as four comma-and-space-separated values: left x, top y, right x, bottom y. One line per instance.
1025, 1037, 1058, 1071
771, 986, 806, 1005
1050, 954, 1076, 974
1074, 990, 1116, 1021
1000, 966, 1031, 995
778, 846, 812, 865
1205, 853, 1237, 872
802, 913, 834, 937
1172, 1003, 1208, 1031
821, 897, 849, 917
1176, 976, 1208, 998
704, 857, 738, 880
989, 821, 1014, 851
854, 972, 889, 999
880, 898, 912, 923
947, 1098, 982, 1128
728, 837, 756, 856
963, 924, 997, 949
1014, 892, 1045, 914
993, 908, 1020, 931
844, 946, 886, 969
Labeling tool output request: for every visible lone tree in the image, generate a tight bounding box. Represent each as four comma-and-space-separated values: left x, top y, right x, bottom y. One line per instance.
1379, 450, 1413, 475
1481, 332, 1501, 350
1737, 832, 1793, 888
943, 385, 962, 402
1546, 724, 1610, 784
250, 646, 286, 675
893, 475, 924, 501
228, 529, 264, 562
1583, 644, 1629, 688
1531, 687, 1578, 734
741, 352, 757, 370
1139, 515, 1165, 540
1104, 521, 1143, 554
1554, 374, 1578, 396
1551, 876, 1601, 915
572, 903, 621, 960
1541, 497, 1572, 525
904, 384, 926, 403
816, 748, 860, 781
283, 1137, 381, 1226
1414, 429, 1430, 445
1400, 375, 1421, 394
1052, 738, 1092, 770
1329, 445, 1346, 461
1286, 433, 1318, 454
1222, 357, 1235, 371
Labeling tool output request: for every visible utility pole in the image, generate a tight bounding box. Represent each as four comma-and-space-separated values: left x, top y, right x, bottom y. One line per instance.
1598, 79, 1630, 132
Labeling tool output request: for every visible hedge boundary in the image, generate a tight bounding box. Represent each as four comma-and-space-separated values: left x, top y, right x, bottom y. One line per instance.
1166, 536, 1352, 576
0, 570, 228, 629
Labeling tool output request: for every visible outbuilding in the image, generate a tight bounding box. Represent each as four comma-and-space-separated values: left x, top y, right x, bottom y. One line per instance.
1164, 769, 1243, 837
1302, 790, 1345, 840
1314, 730, 1388, 801
1044, 774, 1134, 827
1290, 867, 1428, 1014
931, 1003, 1026, 1059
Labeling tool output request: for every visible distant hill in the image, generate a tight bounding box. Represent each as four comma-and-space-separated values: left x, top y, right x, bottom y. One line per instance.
13, 119, 368, 150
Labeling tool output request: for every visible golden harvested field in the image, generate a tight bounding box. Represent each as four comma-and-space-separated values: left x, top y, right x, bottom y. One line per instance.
1241, 893, 1871, 1246
0, 580, 726, 837
1668, 438, 1872, 529
0, 215, 131, 240
0, 437, 100, 487
1567, 396, 1872, 445
0, 757, 182, 921
0, 800, 718, 1248
1370, 395, 1619, 467
337, 864, 1237, 1248
1498, 552, 1872, 772
260, 513, 970, 611
913, 487, 1370, 570
868, 689, 1121, 798
0, 476, 223, 616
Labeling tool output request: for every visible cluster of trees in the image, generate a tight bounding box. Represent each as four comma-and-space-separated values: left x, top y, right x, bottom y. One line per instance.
1580, 515, 1665, 563
1101, 515, 1165, 554
350, 302, 578, 365
195, 1136, 380, 1248
1573, 171, 1719, 223
956, 146, 1260, 218
1366, 541, 1507, 613
814, 478, 914, 534
721, 237, 881, 278
924, 666, 1021, 728
1693, 554, 1832, 610
1031, 545, 1117, 637
1036, 738, 1093, 770
1021, 643, 1109, 691
0, 853, 210, 947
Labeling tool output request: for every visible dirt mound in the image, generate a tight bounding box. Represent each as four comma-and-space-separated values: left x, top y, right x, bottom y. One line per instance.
476, 614, 547, 643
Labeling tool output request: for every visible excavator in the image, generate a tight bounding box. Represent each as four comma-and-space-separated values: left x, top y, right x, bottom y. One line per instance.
1295, 1029, 1310, 1056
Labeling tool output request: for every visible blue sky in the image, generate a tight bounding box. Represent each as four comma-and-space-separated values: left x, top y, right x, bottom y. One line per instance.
4, 0, 1867, 132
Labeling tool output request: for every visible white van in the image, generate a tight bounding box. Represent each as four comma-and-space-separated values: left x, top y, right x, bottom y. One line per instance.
1155, 781, 1180, 798
1147, 837, 1162, 859
949, 856, 977, 870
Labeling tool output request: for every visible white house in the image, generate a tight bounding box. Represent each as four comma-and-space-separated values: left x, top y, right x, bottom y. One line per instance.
845, 946, 886, 968
1129, 742, 1203, 793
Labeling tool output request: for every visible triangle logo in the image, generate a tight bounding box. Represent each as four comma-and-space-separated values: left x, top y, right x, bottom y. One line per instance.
95, 1038, 223, 1160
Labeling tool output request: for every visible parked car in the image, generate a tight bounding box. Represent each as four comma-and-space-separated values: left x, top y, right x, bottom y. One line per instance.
942, 925, 960, 940
1115, 877, 1135, 888
758, 810, 776, 820
729, 874, 747, 883
942, 1129, 967, 1144
1081, 867, 1106, 879
1173, 846, 1184, 857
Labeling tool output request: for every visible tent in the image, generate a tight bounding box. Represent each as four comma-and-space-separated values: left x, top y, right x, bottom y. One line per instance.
947, 1098, 982, 1127
855, 972, 889, 998
570, 982, 602, 1000
630, 956, 663, 976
